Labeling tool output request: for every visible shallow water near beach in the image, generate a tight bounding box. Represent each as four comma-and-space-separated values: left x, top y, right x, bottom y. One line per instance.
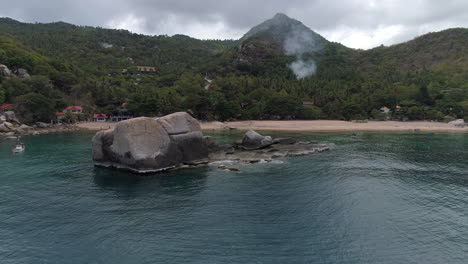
0, 131, 467, 263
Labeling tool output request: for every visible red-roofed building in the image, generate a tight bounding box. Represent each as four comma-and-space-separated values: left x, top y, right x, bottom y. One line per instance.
54, 106, 83, 123
64, 106, 83, 114
111, 102, 134, 122
0, 104, 13, 113
55, 112, 66, 121
93, 114, 108, 122
302, 101, 315, 106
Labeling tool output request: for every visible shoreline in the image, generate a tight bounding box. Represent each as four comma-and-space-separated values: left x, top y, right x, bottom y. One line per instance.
76, 120, 468, 133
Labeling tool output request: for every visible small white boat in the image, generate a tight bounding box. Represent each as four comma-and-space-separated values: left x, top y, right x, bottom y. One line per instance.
12, 143, 25, 153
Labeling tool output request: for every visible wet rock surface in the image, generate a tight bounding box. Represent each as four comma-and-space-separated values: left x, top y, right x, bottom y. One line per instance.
210, 140, 330, 164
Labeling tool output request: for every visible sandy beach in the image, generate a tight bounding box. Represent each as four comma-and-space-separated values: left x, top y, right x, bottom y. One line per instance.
77, 120, 467, 133
76, 122, 116, 131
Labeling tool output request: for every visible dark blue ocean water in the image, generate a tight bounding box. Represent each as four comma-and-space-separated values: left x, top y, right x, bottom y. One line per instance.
0, 131, 467, 264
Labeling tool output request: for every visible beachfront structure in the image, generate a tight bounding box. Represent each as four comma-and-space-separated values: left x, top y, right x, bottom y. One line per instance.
93, 114, 108, 122
54, 106, 84, 123
0, 104, 13, 113
63, 106, 83, 114
110, 102, 134, 122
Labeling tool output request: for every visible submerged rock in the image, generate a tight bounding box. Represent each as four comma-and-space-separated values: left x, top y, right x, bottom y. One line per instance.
92, 112, 210, 173
273, 137, 297, 145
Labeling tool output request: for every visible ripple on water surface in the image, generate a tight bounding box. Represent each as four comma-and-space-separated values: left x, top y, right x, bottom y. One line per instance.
0, 132, 467, 263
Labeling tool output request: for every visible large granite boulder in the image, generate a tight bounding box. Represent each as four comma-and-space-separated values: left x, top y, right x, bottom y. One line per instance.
448, 119, 466, 128
4, 111, 21, 124
240, 130, 273, 150
92, 112, 210, 173
157, 112, 208, 164
0, 122, 13, 132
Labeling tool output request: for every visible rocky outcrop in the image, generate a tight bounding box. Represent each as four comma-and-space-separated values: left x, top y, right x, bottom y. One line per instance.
15, 68, 30, 79
19, 124, 33, 130
0, 120, 80, 137
273, 137, 297, 145
3, 111, 21, 124
92, 116, 333, 174
92, 112, 210, 173
0, 64, 11, 79
35, 122, 50, 128
210, 130, 331, 166
0, 122, 13, 132
448, 119, 466, 128
240, 130, 273, 150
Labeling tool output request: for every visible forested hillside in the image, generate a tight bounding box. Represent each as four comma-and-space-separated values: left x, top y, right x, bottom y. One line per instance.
0, 14, 467, 123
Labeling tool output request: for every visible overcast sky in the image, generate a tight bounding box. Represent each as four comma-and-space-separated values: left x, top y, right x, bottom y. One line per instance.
1, 0, 468, 49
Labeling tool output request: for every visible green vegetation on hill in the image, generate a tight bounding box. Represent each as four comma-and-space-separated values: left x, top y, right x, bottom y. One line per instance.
0, 14, 467, 123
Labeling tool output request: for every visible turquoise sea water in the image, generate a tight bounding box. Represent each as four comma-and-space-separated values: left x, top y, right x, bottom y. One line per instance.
0, 131, 467, 263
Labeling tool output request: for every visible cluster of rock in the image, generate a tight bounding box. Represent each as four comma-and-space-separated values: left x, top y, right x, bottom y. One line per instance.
210, 130, 330, 164
0, 111, 78, 138
0, 111, 27, 137
448, 119, 466, 128
0, 64, 30, 79
92, 112, 331, 174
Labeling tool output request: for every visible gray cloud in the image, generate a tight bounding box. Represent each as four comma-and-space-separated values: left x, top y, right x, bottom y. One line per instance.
1, 0, 468, 48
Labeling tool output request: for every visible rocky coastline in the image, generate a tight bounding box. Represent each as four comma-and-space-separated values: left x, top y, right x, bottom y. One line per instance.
0, 111, 82, 139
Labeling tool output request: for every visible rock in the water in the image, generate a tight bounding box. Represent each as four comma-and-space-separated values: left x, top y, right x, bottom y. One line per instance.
273, 137, 297, 145
448, 119, 466, 128
157, 112, 201, 135
240, 130, 273, 150
158, 112, 208, 164
36, 122, 50, 128
92, 112, 210, 173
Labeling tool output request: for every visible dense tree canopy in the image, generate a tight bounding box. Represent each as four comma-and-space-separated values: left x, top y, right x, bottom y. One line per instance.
0, 18, 467, 123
